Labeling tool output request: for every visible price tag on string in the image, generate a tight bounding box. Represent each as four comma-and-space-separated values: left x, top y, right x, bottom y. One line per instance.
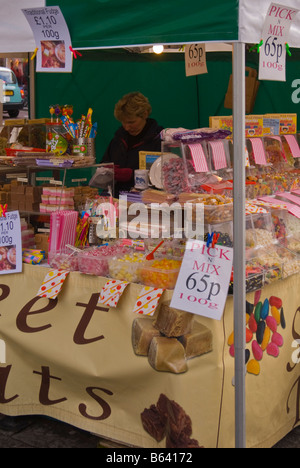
259, 3, 299, 81
185, 43, 208, 77
0, 210, 22, 275
171, 239, 233, 321
22, 6, 73, 72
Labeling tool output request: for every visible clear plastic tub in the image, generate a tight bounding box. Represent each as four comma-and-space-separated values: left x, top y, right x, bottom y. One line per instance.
229, 265, 264, 295
78, 244, 127, 276
48, 250, 79, 271
108, 251, 146, 283
204, 201, 233, 224
138, 256, 182, 289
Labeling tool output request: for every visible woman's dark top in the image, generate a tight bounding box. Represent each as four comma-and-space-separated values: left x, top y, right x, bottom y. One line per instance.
102, 118, 163, 194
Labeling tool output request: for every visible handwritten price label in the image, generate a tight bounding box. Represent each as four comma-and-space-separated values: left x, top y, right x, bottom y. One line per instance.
185, 43, 208, 77
259, 3, 299, 82
171, 239, 233, 320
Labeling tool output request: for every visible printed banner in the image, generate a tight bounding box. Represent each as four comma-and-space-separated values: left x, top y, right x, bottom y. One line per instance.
37, 269, 69, 299
0, 265, 299, 448
133, 286, 164, 316
98, 279, 129, 307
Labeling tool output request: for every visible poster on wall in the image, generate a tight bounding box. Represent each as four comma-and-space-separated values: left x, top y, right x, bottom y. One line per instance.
22, 5, 73, 72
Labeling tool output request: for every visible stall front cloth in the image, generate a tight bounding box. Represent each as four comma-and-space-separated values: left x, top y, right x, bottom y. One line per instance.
0, 264, 298, 448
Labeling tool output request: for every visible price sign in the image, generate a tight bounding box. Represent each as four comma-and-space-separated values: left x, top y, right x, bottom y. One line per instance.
171, 239, 233, 320
185, 43, 208, 77
22, 6, 72, 73
0, 211, 22, 275
259, 3, 299, 81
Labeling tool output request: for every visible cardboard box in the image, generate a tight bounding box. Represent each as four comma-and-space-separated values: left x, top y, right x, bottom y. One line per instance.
209, 115, 264, 138
264, 114, 297, 135
25, 186, 42, 200
139, 151, 162, 170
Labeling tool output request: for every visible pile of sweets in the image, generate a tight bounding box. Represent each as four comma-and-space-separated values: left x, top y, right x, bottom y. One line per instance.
40, 187, 74, 213
78, 244, 128, 276
138, 257, 182, 289
108, 251, 145, 282
21, 218, 35, 249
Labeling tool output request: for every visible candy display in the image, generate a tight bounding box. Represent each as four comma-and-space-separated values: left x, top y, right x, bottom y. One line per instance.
229, 262, 264, 295
108, 251, 145, 282
48, 250, 79, 271
138, 257, 182, 289
78, 244, 127, 276
162, 157, 190, 194
228, 293, 285, 376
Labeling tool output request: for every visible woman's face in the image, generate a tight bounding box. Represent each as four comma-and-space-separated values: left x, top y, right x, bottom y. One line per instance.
121, 115, 147, 136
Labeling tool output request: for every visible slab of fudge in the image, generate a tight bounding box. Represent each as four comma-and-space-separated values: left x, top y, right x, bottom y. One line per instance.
179, 321, 213, 359
148, 336, 187, 374
132, 317, 161, 356
153, 301, 194, 337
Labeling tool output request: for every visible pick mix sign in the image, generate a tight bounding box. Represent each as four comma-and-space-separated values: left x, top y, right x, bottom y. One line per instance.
171, 239, 233, 321
259, 3, 299, 82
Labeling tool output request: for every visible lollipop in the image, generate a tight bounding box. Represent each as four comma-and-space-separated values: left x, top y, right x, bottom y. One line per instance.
49, 105, 55, 123
54, 104, 61, 123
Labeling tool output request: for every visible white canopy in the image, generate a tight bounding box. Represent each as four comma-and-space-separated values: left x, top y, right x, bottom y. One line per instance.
239, 0, 300, 47
0, 0, 45, 53
0, 0, 299, 53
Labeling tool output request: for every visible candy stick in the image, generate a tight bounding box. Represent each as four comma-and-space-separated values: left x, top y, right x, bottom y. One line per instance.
79, 115, 86, 137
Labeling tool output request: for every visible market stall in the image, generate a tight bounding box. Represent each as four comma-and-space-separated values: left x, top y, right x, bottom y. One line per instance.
0, 0, 299, 449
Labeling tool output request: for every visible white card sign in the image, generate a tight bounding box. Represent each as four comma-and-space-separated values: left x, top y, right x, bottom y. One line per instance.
259, 3, 299, 81
0, 211, 22, 275
185, 44, 208, 76
171, 239, 233, 321
22, 6, 73, 73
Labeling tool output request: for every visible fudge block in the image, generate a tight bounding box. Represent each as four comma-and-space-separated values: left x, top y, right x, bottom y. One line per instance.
154, 301, 194, 337
179, 321, 213, 359
132, 317, 161, 356
148, 336, 187, 374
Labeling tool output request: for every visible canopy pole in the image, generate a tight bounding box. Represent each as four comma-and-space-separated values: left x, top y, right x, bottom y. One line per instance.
233, 41, 246, 448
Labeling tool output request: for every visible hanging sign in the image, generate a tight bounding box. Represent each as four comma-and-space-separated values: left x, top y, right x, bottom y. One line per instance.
259, 3, 299, 82
185, 44, 208, 77
0, 210, 22, 275
170, 239, 233, 321
22, 6, 73, 72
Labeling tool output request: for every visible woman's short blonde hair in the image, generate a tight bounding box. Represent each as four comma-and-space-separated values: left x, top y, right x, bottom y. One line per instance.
114, 92, 152, 121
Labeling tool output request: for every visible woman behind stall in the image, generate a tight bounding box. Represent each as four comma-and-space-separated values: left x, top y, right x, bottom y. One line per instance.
102, 92, 164, 195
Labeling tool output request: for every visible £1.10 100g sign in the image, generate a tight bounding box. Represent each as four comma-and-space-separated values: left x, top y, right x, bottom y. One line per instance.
171, 239, 233, 321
